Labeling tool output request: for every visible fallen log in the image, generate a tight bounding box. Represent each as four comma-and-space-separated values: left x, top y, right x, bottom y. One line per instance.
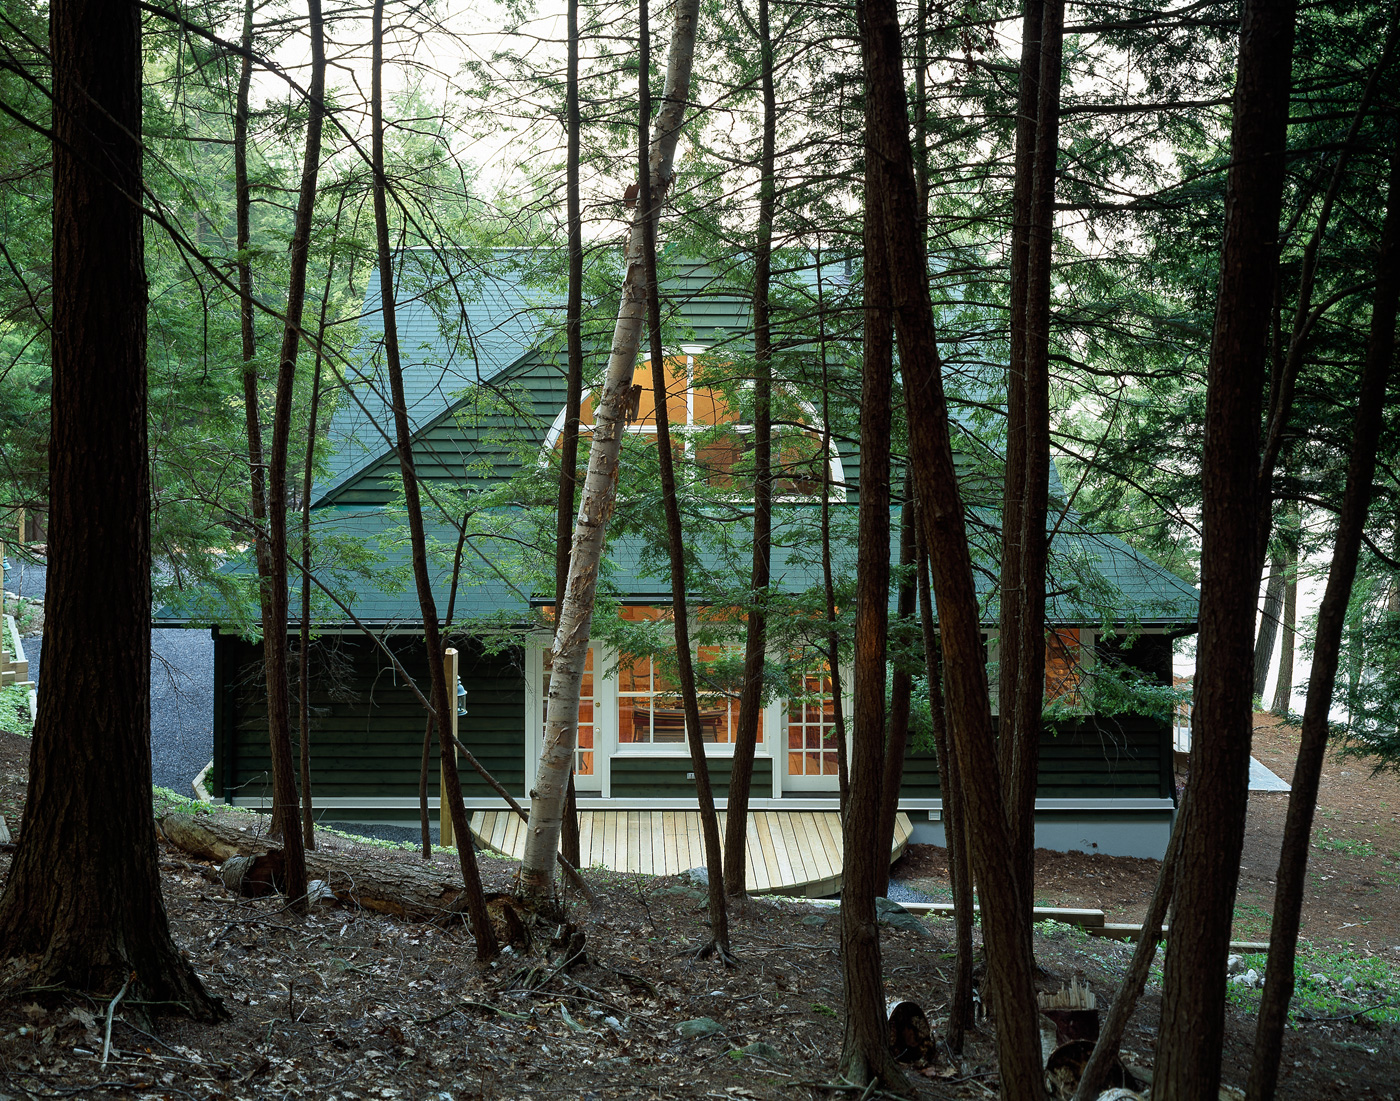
158, 813, 488, 924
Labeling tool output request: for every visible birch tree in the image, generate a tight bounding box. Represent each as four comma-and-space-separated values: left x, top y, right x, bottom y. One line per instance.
520, 0, 703, 900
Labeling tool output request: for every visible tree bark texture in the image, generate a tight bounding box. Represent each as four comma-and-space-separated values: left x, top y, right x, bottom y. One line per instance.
256, 0, 331, 902
553, 0, 586, 870
1271, 542, 1297, 715
1253, 554, 1285, 700
722, 0, 777, 897
233, 0, 281, 840
836, 105, 907, 1090
1000, 0, 1063, 903
1072, 810, 1183, 1101
519, 0, 702, 899
917, 533, 974, 1052
876, 479, 916, 899
1245, 122, 1400, 1101
861, 0, 1044, 1089
638, 0, 730, 958
372, 0, 497, 959
996, 0, 1045, 809
1155, 0, 1296, 1093
817, 258, 850, 812
297, 173, 341, 855
0, 0, 222, 1018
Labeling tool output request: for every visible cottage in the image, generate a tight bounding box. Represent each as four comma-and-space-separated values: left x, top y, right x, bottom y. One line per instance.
159, 250, 1197, 893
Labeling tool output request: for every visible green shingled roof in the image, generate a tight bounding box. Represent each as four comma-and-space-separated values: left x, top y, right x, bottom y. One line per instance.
160, 249, 1196, 633
157, 500, 1196, 629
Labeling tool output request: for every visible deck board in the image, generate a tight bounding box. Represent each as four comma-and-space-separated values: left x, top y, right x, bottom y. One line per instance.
469, 809, 911, 897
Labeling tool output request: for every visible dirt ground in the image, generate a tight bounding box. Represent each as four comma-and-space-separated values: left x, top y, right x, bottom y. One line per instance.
895, 712, 1400, 950
0, 719, 1396, 1099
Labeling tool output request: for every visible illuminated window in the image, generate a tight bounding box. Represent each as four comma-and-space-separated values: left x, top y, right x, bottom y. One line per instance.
543, 648, 594, 776
787, 671, 840, 777
615, 606, 762, 746
541, 349, 844, 499
1045, 629, 1082, 703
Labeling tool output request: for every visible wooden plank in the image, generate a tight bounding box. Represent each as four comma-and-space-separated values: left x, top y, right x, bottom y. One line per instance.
626, 811, 640, 875
671, 810, 688, 875
684, 812, 702, 871
782, 812, 815, 887
754, 813, 782, 891
765, 812, 797, 889
798, 813, 835, 882
600, 811, 617, 870
638, 806, 652, 874
640, 812, 656, 875
590, 806, 607, 868
802, 812, 835, 883
650, 812, 667, 876
577, 812, 593, 866
811, 813, 844, 886
771, 811, 805, 886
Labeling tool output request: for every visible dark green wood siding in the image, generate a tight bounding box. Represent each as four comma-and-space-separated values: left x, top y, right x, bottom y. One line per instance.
220, 633, 526, 800
609, 755, 773, 798
899, 715, 1172, 801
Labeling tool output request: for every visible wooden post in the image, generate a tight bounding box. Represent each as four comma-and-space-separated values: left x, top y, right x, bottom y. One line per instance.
440, 648, 459, 848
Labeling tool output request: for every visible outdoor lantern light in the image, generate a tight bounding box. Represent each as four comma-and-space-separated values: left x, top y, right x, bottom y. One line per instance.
457, 680, 468, 717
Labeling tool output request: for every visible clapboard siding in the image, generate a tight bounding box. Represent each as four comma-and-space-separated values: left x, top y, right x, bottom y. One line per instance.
218, 633, 526, 801
897, 716, 1171, 801
609, 755, 773, 798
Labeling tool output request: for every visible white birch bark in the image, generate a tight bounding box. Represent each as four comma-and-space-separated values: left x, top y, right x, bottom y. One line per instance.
519, 0, 703, 899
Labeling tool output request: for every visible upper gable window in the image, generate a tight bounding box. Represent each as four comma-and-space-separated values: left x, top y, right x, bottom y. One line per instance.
542, 347, 846, 500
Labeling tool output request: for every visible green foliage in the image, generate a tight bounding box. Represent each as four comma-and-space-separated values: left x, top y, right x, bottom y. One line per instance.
1225, 948, 1400, 1026
0, 682, 32, 736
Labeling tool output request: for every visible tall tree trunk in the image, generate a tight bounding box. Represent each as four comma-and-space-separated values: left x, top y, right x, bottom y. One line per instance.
1253, 554, 1285, 699
258, 0, 330, 907
996, 0, 1044, 817
232, 0, 280, 836
297, 212, 341, 852
723, 0, 777, 897
1245, 123, 1400, 1101
863, 0, 1043, 1089
0, 0, 222, 1018
519, 0, 703, 899
876, 474, 915, 899
637, 0, 731, 959
1272, 533, 1297, 715
918, 530, 973, 1053
836, 90, 905, 1088
371, 0, 497, 958
1154, 0, 1296, 1091
1001, 0, 1063, 904
816, 249, 850, 811
553, 0, 586, 869
1073, 810, 1185, 1101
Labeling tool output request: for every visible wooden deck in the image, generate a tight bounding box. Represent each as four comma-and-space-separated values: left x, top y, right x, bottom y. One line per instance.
468, 809, 912, 897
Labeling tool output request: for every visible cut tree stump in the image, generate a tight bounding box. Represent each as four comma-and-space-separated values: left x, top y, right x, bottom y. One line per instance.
158, 813, 486, 924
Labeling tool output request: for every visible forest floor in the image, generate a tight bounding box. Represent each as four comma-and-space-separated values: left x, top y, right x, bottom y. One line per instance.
0, 716, 1396, 1099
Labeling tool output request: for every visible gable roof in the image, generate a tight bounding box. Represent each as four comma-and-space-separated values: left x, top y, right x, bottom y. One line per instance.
314, 250, 560, 506
159, 250, 1197, 633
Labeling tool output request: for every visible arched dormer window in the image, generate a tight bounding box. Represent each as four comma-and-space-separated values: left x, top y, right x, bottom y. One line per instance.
542, 346, 846, 500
